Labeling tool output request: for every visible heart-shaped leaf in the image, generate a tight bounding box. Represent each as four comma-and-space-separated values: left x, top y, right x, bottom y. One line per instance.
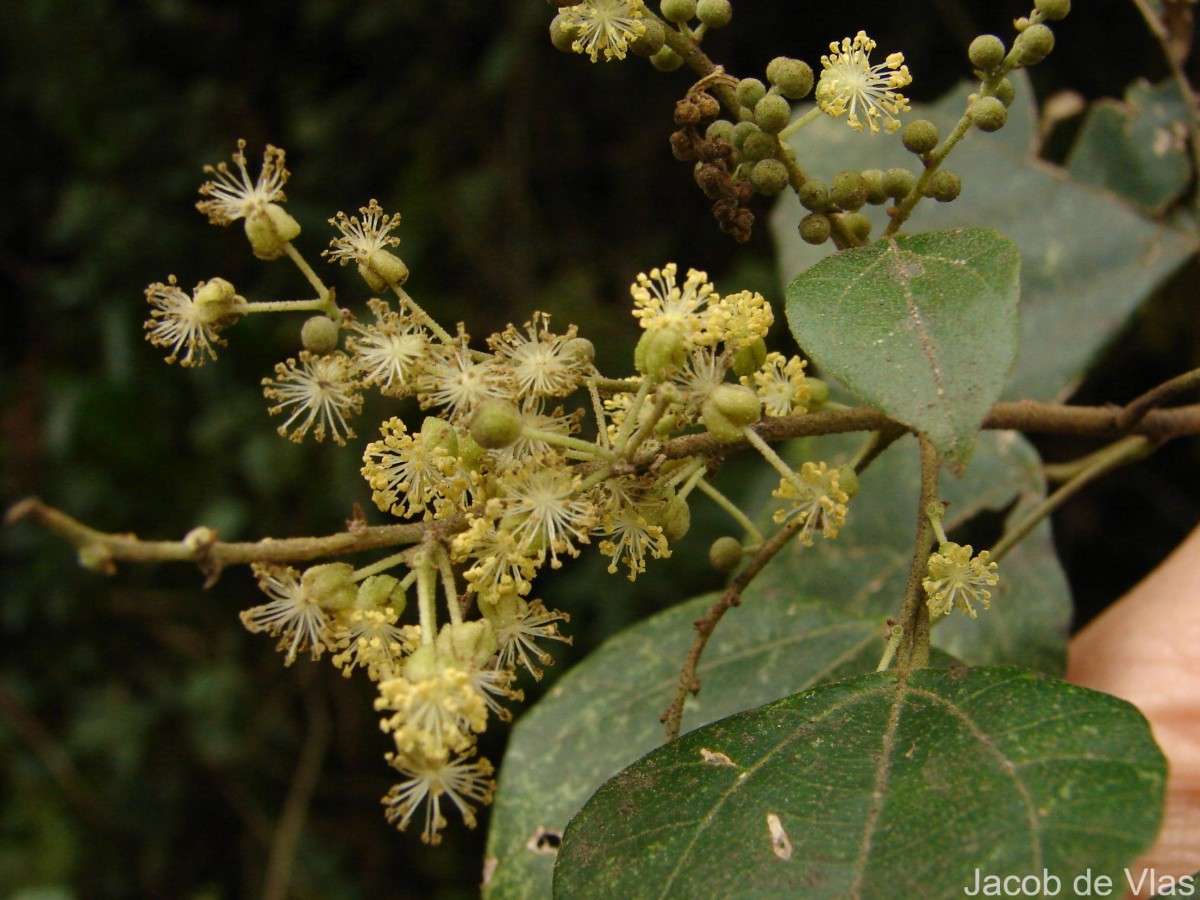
785, 228, 1019, 471
555, 667, 1165, 899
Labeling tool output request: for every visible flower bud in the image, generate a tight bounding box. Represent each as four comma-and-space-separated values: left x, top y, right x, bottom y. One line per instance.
192, 278, 241, 324
358, 249, 409, 291
705, 120, 735, 143
765, 57, 814, 100
731, 338, 768, 377
1035, 0, 1070, 21
563, 336, 595, 365
740, 130, 777, 162
799, 213, 831, 246
661, 0, 696, 24
806, 378, 829, 409
882, 167, 916, 199
994, 77, 1017, 108
830, 171, 867, 211
696, 0, 732, 28
842, 212, 872, 242
438, 620, 498, 669
924, 170, 962, 202
968, 35, 1007, 71
469, 398, 524, 449
754, 94, 792, 134
659, 495, 691, 542
901, 119, 939, 155
702, 383, 761, 441
301, 315, 340, 354
356, 574, 406, 614
730, 121, 760, 149
969, 96, 1008, 133
650, 46, 684, 72
709, 536, 744, 572
750, 159, 789, 196
836, 464, 860, 498
404, 644, 443, 682
798, 179, 829, 212
244, 203, 301, 259
1014, 23, 1055, 65
420, 415, 459, 457
635, 327, 685, 379
630, 18, 666, 56
549, 14, 576, 53
736, 78, 767, 110
860, 169, 888, 205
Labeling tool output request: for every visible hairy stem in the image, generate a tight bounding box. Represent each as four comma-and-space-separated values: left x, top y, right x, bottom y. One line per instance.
894, 435, 939, 674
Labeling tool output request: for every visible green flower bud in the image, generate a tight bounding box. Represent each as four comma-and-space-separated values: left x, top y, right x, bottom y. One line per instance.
469, 398, 524, 449
925, 170, 962, 202
882, 167, 916, 199
798, 179, 829, 212
549, 14, 576, 53
968, 35, 1007, 71
709, 536, 744, 572
696, 0, 732, 28
859, 169, 888, 206
806, 377, 829, 409
969, 96, 1008, 132
731, 338, 768, 377
901, 119, 939, 155
740, 130, 778, 163
705, 119, 735, 142
702, 383, 761, 441
630, 18, 666, 56
404, 644, 443, 682
1034, 0, 1070, 21
730, 120, 761, 150
244, 203, 300, 260
736, 78, 767, 110
994, 77, 1017, 108
635, 326, 685, 379
661, 0, 696, 24
799, 213, 832, 245
1014, 23, 1055, 65
650, 45, 684, 72
659, 495, 691, 542
750, 158, 789, 196
420, 415, 458, 456
754, 94, 792, 135
356, 574, 406, 614
358, 248, 409, 291
301, 315, 340, 354
302, 562, 357, 612
830, 170, 868, 211
765, 57, 814, 100
563, 336, 595, 365
842, 212, 872, 242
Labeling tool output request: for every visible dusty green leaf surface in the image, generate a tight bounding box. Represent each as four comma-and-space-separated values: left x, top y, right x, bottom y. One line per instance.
483, 594, 954, 899
1066, 79, 1192, 212
754, 431, 1071, 674
785, 227, 1018, 469
772, 77, 1197, 402
554, 666, 1166, 900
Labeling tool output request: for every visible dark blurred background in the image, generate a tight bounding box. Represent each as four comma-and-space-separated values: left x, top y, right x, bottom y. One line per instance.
2, 1, 1197, 897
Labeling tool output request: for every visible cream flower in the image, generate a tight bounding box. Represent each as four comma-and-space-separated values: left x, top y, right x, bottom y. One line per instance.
558, 0, 647, 63
261, 351, 363, 444
196, 140, 289, 225
815, 31, 912, 133
923, 542, 999, 618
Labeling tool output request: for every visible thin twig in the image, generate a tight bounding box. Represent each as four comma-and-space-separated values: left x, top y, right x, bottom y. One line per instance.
894, 436, 940, 674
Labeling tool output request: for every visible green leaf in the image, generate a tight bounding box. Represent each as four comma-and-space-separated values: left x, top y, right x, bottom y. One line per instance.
555, 667, 1166, 900
785, 227, 1019, 470
753, 431, 1071, 675
1066, 79, 1192, 212
484, 594, 955, 899
771, 76, 1198, 402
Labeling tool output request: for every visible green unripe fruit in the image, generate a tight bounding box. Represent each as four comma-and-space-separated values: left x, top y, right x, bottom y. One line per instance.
356, 574, 406, 614
630, 18, 666, 56
860, 169, 888, 205
799, 213, 831, 245
798, 179, 829, 212
301, 315, 340, 354
1034, 0, 1070, 21
661, 0, 696, 24
836, 465, 860, 499
696, 0, 732, 28
635, 326, 685, 379
765, 57, 814, 100
842, 212, 872, 242
806, 377, 829, 409
901, 119, 939, 155
549, 14, 576, 52
740, 130, 777, 163
709, 536, 744, 572
925, 170, 962, 202
969, 96, 1008, 132
660, 495, 692, 543
968, 34, 1006, 71
302, 563, 357, 612
650, 46, 684, 72
830, 170, 868, 211
736, 78, 767, 110
1014, 23, 1055, 65
730, 120, 761, 149
751, 158, 789, 196
731, 338, 768, 377
244, 203, 300, 260
754, 94, 792, 134
705, 119, 735, 142
994, 78, 1017, 108
883, 167, 916, 199
469, 398, 524, 449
